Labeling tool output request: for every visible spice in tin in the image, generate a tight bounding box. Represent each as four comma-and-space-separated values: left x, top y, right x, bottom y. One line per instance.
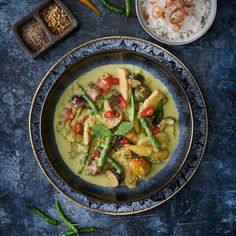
40, 3, 72, 34
19, 19, 49, 52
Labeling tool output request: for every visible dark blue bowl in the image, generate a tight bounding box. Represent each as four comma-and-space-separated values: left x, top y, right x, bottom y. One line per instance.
41, 51, 193, 202
30, 37, 207, 214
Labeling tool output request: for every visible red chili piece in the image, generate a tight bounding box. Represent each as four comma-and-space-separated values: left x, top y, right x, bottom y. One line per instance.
141, 107, 155, 117
119, 95, 127, 108
97, 75, 119, 92
153, 127, 160, 135
83, 115, 89, 122
104, 110, 120, 118
121, 138, 129, 145
63, 107, 74, 123
104, 111, 114, 118
89, 150, 101, 161
73, 122, 83, 135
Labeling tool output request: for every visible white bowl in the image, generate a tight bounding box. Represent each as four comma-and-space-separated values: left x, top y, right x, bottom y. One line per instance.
135, 0, 217, 45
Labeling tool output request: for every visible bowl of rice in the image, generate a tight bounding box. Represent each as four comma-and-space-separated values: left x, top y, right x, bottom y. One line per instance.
136, 0, 217, 45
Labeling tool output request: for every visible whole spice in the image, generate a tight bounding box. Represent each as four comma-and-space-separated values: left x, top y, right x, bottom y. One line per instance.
40, 3, 71, 34
19, 19, 49, 52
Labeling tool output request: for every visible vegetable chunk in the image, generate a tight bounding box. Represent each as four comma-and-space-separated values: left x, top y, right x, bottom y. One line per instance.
139, 90, 164, 115
126, 144, 152, 156
103, 100, 122, 129
118, 68, 129, 102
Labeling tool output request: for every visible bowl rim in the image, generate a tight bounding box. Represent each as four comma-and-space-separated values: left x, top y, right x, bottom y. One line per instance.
135, 0, 217, 45
29, 36, 208, 215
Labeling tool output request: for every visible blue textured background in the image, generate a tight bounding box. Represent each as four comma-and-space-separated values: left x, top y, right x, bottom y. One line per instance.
0, 0, 235, 235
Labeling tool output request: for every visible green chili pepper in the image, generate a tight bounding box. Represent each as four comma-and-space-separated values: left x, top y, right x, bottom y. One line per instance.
98, 136, 112, 167
80, 227, 100, 234
125, 0, 132, 16
100, 0, 125, 14
26, 205, 60, 226
107, 156, 123, 174
139, 118, 160, 152
61, 230, 77, 236
78, 84, 100, 115
55, 198, 78, 233
62, 227, 100, 235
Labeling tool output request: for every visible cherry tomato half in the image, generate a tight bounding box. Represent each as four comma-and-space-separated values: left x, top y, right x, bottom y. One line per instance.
128, 158, 151, 177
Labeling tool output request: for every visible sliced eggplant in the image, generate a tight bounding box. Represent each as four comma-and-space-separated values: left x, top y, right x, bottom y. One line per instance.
157, 117, 175, 131
133, 85, 151, 102
105, 170, 119, 187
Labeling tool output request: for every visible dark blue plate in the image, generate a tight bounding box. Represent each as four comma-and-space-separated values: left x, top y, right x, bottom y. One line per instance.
29, 37, 207, 214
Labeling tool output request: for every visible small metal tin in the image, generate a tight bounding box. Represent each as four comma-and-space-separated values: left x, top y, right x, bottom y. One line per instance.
12, 0, 78, 58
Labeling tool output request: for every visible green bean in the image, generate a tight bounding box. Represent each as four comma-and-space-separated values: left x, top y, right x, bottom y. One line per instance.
139, 118, 160, 152
98, 136, 112, 167
55, 198, 78, 233
79, 227, 100, 234
107, 156, 123, 174
26, 205, 59, 226
78, 85, 100, 115
78, 153, 90, 174
128, 89, 135, 122
125, 0, 132, 16
100, 0, 125, 14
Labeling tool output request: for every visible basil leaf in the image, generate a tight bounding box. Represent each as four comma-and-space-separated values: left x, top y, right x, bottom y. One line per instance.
114, 122, 134, 136
90, 125, 112, 137
154, 101, 164, 119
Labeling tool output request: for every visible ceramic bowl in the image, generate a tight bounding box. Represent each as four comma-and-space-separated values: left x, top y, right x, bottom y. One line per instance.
135, 0, 217, 45
29, 36, 208, 214
40, 50, 193, 202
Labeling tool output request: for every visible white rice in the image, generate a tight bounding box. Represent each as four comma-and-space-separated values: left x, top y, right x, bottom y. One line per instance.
141, 0, 211, 41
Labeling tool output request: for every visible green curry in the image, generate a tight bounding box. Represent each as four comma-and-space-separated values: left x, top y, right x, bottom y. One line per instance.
54, 64, 179, 188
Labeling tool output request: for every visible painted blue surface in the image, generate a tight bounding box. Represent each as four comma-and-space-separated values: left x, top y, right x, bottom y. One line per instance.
0, 0, 235, 235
